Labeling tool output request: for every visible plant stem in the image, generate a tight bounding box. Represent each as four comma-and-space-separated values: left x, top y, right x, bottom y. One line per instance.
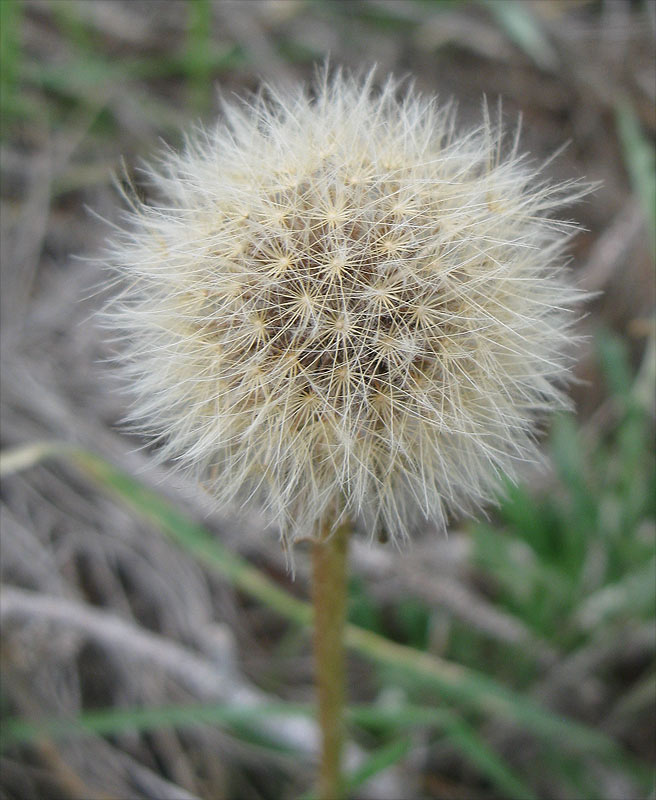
312, 519, 349, 800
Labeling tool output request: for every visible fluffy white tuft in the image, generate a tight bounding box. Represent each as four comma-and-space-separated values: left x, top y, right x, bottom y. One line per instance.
105, 68, 587, 544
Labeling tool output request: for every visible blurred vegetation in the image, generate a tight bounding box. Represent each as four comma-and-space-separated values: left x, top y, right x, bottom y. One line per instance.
1, 1, 654, 799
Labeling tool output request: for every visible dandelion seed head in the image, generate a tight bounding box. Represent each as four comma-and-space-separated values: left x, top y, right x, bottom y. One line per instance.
106, 68, 587, 544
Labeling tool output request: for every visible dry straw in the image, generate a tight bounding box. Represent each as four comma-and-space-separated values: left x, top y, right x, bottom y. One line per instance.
104, 66, 588, 798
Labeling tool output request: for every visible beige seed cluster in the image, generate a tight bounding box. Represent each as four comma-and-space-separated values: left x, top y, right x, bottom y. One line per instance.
106, 69, 586, 544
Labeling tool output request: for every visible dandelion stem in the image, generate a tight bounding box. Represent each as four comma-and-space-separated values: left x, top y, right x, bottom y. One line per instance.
312, 519, 350, 800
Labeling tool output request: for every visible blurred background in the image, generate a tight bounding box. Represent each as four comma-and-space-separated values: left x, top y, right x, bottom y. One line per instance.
1, 1, 654, 799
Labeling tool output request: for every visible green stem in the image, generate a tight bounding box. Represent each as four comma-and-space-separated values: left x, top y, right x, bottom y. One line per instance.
312, 520, 349, 800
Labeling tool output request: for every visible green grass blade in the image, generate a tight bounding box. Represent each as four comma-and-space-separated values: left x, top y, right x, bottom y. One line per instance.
344, 738, 412, 794
0, 0, 21, 124
0, 700, 535, 800
52, 0, 95, 54
439, 716, 538, 800
1, 701, 309, 750
185, 0, 213, 110
550, 414, 597, 532
616, 101, 656, 254
577, 558, 656, 628
349, 704, 537, 800
484, 0, 558, 71
597, 329, 635, 405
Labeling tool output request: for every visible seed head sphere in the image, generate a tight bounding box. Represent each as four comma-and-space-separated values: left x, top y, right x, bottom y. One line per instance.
108, 70, 585, 544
